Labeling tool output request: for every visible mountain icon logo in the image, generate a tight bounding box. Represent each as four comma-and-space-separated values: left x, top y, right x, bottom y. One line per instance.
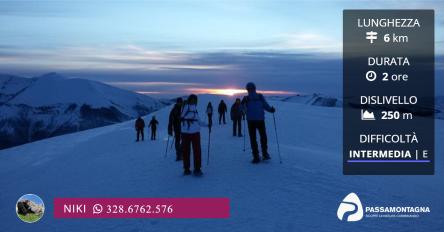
361, 109, 376, 120
337, 192, 364, 222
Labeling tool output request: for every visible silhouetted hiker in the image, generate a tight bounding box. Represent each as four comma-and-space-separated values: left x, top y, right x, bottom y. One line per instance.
168, 97, 183, 161
135, 116, 145, 142
242, 82, 275, 163
218, 100, 227, 124
181, 94, 205, 176
230, 98, 243, 137
148, 116, 159, 140
206, 102, 213, 131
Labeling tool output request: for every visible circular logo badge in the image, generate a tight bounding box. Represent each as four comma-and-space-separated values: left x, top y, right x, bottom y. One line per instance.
16, 194, 45, 223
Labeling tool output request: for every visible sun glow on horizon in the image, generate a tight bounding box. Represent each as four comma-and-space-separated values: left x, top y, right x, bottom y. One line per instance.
186, 88, 297, 96
135, 87, 298, 97
209, 88, 246, 96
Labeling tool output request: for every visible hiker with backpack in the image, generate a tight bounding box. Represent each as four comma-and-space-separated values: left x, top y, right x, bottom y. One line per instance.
135, 116, 145, 142
168, 97, 183, 161
181, 94, 207, 176
218, 100, 227, 125
148, 116, 159, 140
206, 102, 213, 130
230, 98, 243, 137
242, 82, 276, 163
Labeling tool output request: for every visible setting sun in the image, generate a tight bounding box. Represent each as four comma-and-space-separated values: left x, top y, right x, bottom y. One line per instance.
210, 88, 247, 96
186, 88, 246, 96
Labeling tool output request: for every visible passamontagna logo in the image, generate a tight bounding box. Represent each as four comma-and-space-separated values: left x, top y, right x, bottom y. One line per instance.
337, 192, 431, 222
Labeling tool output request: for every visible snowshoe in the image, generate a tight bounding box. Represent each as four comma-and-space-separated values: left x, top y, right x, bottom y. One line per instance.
262, 153, 271, 160
251, 158, 260, 164
193, 169, 203, 176
183, 169, 192, 176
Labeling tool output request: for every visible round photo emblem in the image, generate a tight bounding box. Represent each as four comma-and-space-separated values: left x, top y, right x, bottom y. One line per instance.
16, 194, 45, 223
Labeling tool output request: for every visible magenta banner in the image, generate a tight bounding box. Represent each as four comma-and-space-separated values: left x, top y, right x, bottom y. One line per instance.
54, 198, 230, 218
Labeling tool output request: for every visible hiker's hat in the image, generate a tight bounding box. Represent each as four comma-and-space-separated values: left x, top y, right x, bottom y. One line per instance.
246, 82, 256, 91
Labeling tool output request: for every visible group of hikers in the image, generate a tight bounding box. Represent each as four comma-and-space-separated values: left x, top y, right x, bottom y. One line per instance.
134, 82, 276, 176
205, 98, 243, 137
135, 116, 159, 141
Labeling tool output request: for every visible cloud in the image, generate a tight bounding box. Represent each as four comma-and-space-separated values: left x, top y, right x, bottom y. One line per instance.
273, 33, 342, 53
0, 45, 236, 72
106, 81, 203, 87
0, 1, 84, 18
0, 47, 347, 96
207, 32, 342, 55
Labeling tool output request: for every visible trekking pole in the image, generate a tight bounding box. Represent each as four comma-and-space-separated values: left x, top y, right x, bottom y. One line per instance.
243, 117, 246, 152
164, 135, 170, 158
207, 126, 211, 165
170, 136, 175, 149
272, 113, 282, 164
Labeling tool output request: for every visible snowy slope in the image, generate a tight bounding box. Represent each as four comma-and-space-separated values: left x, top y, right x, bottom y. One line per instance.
0, 74, 35, 103
1, 72, 162, 115
4, 73, 157, 112
0, 94, 443, 232
0, 73, 164, 149
269, 93, 342, 107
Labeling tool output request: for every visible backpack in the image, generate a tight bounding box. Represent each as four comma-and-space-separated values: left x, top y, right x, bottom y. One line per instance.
181, 104, 198, 129
242, 94, 265, 105
135, 118, 145, 129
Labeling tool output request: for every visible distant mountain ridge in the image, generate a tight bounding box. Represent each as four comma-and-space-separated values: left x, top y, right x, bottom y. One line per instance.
0, 73, 165, 149
268, 93, 342, 107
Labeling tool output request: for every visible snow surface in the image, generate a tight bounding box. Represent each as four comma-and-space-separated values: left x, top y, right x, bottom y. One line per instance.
269, 93, 342, 107
0, 74, 35, 103
0, 74, 34, 94
0, 94, 443, 232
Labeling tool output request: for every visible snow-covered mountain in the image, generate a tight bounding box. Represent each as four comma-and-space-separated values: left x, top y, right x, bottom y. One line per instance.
269, 93, 342, 107
0, 94, 442, 232
0, 73, 164, 149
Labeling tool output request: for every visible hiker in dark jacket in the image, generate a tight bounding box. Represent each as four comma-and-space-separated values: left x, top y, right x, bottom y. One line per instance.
148, 116, 159, 140
230, 98, 243, 137
168, 97, 183, 161
242, 82, 275, 163
206, 102, 213, 132
135, 116, 145, 142
218, 100, 227, 124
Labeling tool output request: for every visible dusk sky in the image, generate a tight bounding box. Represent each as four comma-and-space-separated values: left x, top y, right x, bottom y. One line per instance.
0, 0, 443, 97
